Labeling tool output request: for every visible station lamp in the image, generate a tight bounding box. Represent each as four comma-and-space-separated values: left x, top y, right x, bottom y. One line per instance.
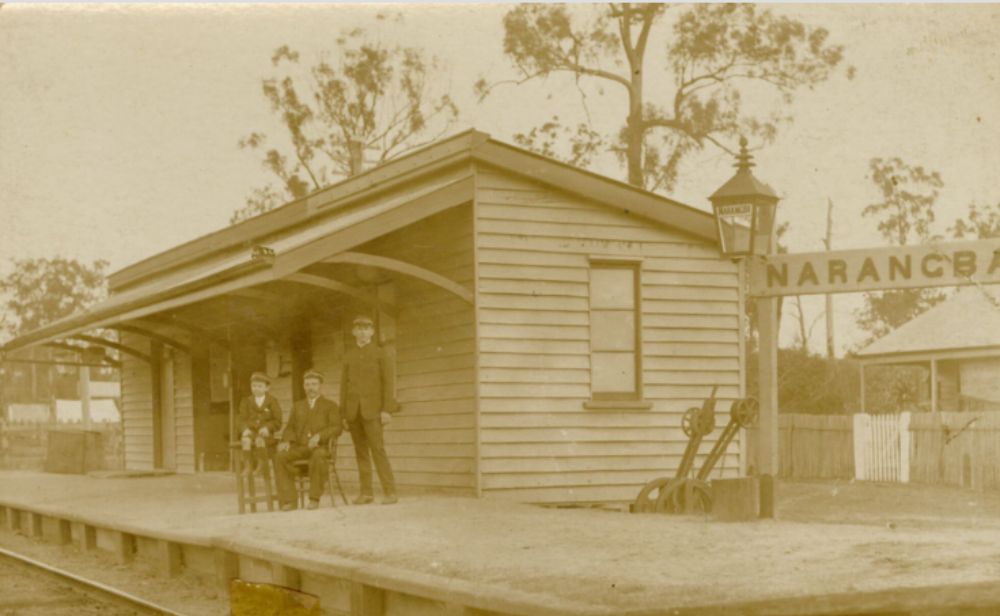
708, 137, 780, 258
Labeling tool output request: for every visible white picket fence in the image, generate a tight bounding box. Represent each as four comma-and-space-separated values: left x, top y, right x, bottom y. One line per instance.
853, 412, 911, 483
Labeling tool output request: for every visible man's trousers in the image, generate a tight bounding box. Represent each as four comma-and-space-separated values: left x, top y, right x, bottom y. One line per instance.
274, 445, 328, 506
348, 417, 396, 497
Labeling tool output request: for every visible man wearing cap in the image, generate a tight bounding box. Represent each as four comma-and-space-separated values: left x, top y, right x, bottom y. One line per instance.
237, 372, 283, 476
340, 315, 399, 505
275, 370, 342, 510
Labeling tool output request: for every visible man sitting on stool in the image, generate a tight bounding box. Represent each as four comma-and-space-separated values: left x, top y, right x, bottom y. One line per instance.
275, 370, 342, 511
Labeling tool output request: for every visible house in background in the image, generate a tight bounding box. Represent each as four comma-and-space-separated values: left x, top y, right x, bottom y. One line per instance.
856, 287, 1000, 413
1, 130, 745, 504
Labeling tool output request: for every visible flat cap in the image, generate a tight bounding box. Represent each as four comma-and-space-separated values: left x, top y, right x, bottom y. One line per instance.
303, 369, 325, 382
250, 371, 271, 384
352, 314, 374, 326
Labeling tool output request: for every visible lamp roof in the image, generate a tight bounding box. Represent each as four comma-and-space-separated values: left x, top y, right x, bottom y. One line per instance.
709, 137, 779, 202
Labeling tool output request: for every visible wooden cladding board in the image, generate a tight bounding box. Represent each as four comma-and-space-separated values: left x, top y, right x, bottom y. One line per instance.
170, 349, 195, 473
120, 333, 154, 470
474, 165, 741, 504
310, 205, 478, 493
120, 334, 198, 473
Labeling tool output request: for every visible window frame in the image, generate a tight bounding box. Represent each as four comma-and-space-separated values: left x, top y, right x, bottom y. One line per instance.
587, 258, 644, 403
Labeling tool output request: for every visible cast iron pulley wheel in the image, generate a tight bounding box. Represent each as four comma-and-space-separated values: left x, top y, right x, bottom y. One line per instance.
732, 397, 759, 428
656, 479, 712, 514
633, 477, 673, 513
681, 407, 701, 437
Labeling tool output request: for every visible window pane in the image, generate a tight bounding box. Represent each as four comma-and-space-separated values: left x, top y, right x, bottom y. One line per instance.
591, 310, 635, 351
590, 267, 634, 309
592, 352, 635, 393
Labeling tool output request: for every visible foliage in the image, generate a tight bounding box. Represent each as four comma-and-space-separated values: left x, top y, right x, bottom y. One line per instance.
0, 257, 108, 339
862, 157, 942, 247
856, 157, 946, 345
481, 3, 847, 190
746, 347, 858, 414
855, 288, 945, 344
234, 26, 459, 224
949, 202, 1000, 239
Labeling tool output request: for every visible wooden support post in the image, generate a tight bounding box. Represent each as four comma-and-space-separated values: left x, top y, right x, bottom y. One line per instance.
930, 358, 938, 414
0, 507, 6, 529
350, 581, 385, 616
158, 540, 183, 577
115, 531, 136, 564
28, 513, 44, 539
215, 549, 240, 593
6, 508, 21, 533
755, 296, 779, 519
57, 519, 72, 545
271, 563, 301, 590
80, 365, 92, 431
72, 522, 97, 550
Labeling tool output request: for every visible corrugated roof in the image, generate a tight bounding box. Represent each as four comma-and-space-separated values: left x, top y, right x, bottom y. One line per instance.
856, 287, 1000, 358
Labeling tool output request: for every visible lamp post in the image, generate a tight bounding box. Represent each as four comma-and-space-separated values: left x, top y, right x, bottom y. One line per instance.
709, 137, 781, 517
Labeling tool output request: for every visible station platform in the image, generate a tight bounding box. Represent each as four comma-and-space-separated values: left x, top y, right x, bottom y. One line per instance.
2, 470, 1000, 615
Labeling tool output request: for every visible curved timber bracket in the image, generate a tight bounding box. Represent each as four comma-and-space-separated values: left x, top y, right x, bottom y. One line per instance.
69, 334, 153, 363
324, 252, 473, 305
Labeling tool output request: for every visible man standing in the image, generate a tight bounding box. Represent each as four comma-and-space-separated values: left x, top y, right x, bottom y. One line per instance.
275, 370, 341, 511
340, 315, 398, 504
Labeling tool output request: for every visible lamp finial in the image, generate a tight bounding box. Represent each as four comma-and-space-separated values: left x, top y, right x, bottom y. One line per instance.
735, 136, 754, 172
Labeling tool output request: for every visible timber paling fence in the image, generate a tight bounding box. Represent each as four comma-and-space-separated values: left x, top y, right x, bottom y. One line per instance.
769, 412, 1000, 490
778, 414, 854, 479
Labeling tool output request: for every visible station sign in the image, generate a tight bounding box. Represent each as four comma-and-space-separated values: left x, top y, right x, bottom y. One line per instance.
748, 238, 1000, 297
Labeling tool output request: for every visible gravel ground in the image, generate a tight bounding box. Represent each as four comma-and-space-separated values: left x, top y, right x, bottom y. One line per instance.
0, 532, 226, 616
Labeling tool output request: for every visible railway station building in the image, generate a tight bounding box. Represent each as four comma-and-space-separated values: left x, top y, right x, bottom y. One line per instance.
2, 130, 745, 504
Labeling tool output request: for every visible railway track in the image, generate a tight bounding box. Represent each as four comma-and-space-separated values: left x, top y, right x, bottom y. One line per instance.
0, 546, 188, 615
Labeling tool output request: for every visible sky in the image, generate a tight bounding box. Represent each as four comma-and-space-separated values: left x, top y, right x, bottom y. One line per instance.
2, 3, 1000, 354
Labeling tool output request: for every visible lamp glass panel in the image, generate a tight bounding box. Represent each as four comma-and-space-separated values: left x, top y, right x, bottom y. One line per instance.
715, 202, 754, 255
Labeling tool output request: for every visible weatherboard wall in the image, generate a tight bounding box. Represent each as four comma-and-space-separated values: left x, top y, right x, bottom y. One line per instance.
309, 204, 478, 495
473, 164, 742, 504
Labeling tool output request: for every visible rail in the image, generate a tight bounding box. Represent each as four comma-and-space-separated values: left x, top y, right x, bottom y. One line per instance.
0, 545, 187, 616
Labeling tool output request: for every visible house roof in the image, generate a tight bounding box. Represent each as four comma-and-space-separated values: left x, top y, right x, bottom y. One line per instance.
856, 286, 1000, 360
2, 129, 719, 354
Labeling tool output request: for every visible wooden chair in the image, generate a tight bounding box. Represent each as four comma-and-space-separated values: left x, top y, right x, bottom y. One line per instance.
233, 443, 277, 514
289, 438, 349, 509
327, 437, 349, 507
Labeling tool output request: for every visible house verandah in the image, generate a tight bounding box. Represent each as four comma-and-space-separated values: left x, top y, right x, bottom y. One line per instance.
2, 130, 745, 505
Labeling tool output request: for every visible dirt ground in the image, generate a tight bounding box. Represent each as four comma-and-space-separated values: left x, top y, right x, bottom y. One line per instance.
3, 471, 1000, 612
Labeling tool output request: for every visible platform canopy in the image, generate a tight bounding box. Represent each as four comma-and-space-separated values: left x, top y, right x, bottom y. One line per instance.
2, 129, 717, 356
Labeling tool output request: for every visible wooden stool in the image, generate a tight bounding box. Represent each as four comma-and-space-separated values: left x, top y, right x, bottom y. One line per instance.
233, 443, 277, 514
292, 460, 311, 509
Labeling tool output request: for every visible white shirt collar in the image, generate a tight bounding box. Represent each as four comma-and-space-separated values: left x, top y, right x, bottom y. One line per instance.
254, 395, 265, 406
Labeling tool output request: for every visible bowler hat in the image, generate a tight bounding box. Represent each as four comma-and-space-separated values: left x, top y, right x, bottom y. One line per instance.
303, 369, 324, 382
250, 371, 271, 385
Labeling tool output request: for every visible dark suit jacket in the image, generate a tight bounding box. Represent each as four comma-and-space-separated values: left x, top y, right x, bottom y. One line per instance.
237, 394, 282, 435
339, 343, 397, 421
280, 396, 342, 448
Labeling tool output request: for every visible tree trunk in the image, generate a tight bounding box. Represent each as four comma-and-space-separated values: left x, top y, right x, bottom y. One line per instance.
348, 140, 364, 176
626, 59, 644, 188
824, 198, 836, 359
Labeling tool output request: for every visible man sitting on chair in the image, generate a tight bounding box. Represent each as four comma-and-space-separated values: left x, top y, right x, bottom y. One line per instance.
275, 370, 342, 511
